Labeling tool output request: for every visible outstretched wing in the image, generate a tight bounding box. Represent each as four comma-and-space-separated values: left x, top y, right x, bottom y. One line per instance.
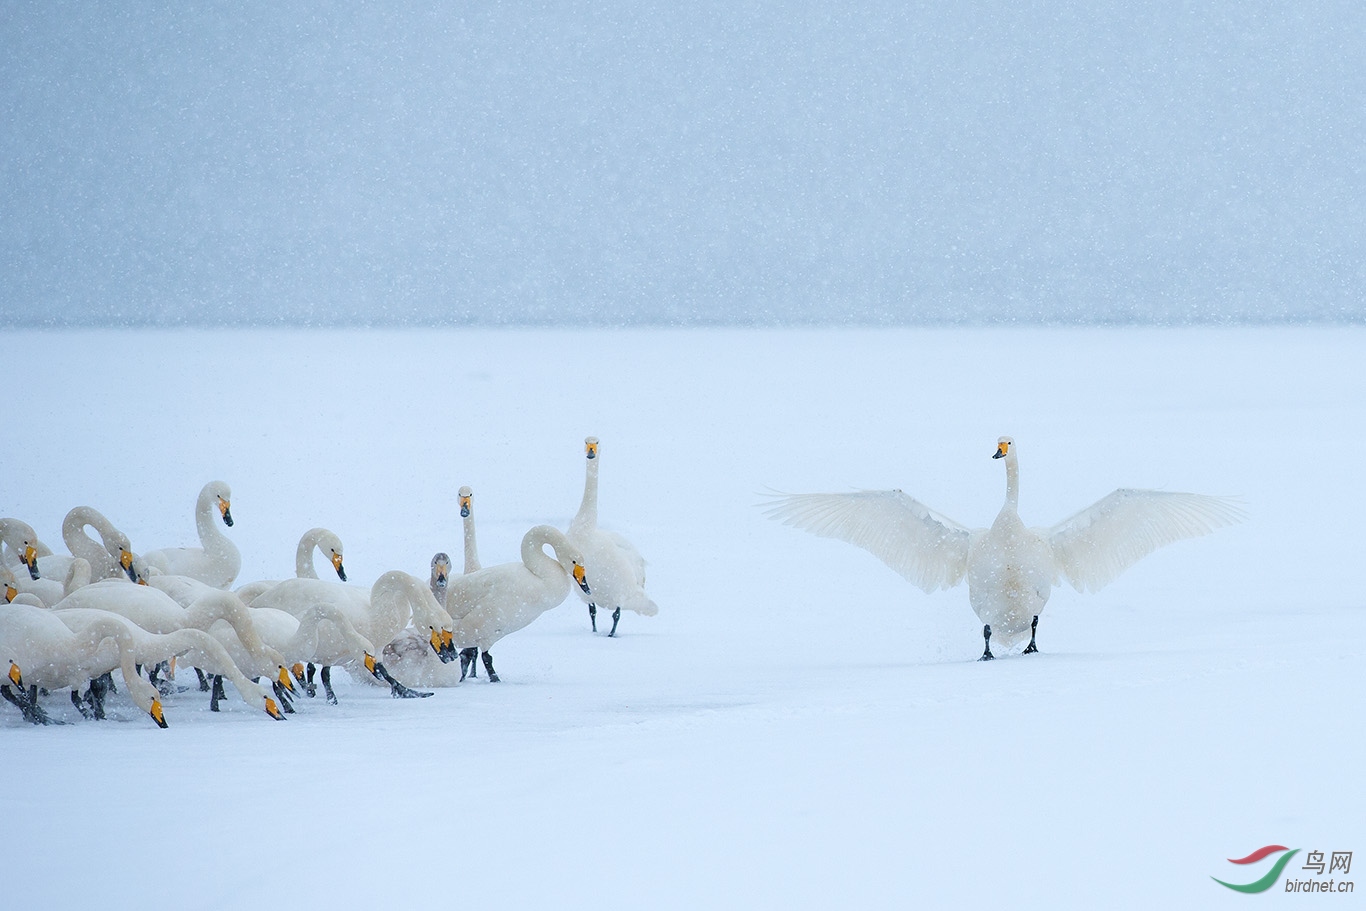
763, 490, 974, 593
1048, 489, 1245, 593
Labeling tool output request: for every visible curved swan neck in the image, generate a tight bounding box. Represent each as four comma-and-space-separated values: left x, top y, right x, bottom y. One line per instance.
521, 526, 570, 582
61, 507, 123, 578
195, 484, 235, 559
186, 592, 267, 658
374, 570, 450, 632
296, 529, 326, 578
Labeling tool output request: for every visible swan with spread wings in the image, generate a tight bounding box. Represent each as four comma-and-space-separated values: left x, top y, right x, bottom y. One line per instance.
765, 437, 1244, 659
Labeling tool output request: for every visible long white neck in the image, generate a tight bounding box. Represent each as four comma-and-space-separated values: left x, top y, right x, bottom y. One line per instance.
64, 557, 92, 596
521, 525, 571, 585
62, 507, 120, 579
462, 512, 481, 574
1003, 451, 1020, 513
573, 455, 599, 531
293, 604, 375, 658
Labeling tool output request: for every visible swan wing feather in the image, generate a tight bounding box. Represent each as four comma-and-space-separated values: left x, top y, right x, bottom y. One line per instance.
1048, 489, 1245, 593
764, 490, 973, 592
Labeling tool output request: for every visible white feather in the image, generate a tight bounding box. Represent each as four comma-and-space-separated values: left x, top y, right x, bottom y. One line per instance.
1049, 489, 1246, 593
762, 489, 973, 593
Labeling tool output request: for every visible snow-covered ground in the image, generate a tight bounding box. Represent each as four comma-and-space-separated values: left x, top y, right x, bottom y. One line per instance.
5, 327, 1363, 908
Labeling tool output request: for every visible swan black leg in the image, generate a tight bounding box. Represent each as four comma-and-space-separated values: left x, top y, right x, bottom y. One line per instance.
194, 667, 211, 692
88, 675, 110, 719
72, 688, 94, 719
1, 684, 41, 724
589, 603, 597, 632
24, 686, 56, 724
306, 663, 317, 689
978, 624, 995, 661
481, 650, 500, 683
149, 661, 177, 697
459, 647, 478, 682
320, 666, 338, 705
1022, 616, 1040, 655
210, 675, 226, 711
608, 607, 622, 638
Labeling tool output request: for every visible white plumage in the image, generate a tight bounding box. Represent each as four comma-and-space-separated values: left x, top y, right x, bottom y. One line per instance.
766, 437, 1244, 657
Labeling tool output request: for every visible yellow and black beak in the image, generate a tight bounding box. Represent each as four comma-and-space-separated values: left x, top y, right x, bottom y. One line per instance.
331, 552, 346, 582
120, 549, 137, 582
585, 440, 598, 460
219, 498, 234, 527
277, 666, 296, 693
364, 652, 380, 677
150, 698, 168, 728
573, 562, 590, 595
22, 544, 39, 580
459, 495, 472, 518
428, 628, 444, 656
265, 696, 285, 720
4, 582, 16, 603
993, 441, 1009, 460
7, 662, 23, 688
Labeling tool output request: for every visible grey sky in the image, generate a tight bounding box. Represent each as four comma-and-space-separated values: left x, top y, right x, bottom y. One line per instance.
3, 2, 1363, 326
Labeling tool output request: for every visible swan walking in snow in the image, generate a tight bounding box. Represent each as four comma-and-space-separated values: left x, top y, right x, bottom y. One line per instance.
566, 437, 657, 637
142, 481, 241, 588
447, 525, 590, 682
766, 437, 1244, 659
1, 602, 167, 726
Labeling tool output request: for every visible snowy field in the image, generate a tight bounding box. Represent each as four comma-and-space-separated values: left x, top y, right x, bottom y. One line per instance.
4, 326, 1363, 908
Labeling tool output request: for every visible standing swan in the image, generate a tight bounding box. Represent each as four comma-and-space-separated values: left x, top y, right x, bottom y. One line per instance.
142, 481, 241, 588
566, 437, 658, 636
448, 525, 591, 682
765, 437, 1244, 659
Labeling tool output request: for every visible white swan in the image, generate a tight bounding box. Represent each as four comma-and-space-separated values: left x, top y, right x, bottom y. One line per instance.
566, 437, 658, 636
55, 608, 285, 720
246, 570, 457, 694
3, 507, 137, 587
1, 602, 166, 726
765, 436, 1245, 659
233, 527, 348, 604
142, 481, 240, 588
447, 525, 590, 682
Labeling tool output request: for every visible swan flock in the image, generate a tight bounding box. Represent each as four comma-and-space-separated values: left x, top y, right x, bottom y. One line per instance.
3, 438, 661, 727
6, 434, 1243, 727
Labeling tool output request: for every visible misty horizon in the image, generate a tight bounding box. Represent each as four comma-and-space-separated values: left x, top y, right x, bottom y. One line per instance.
4, 3, 1364, 327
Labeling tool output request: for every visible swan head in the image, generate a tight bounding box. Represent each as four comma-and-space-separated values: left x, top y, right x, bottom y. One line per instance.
3, 576, 16, 603
121, 672, 169, 728
458, 486, 474, 519
217, 495, 233, 527
330, 548, 346, 582
119, 547, 138, 582
127, 555, 153, 585
427, 626, 457, 663
19, 541, 39, 580
571, 560, 591, 595
430, 553, 450, 589
585, 437, 599, 460
7, 661, 23, 689
993, 436, 1016, 460
261, 691, 285, 721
